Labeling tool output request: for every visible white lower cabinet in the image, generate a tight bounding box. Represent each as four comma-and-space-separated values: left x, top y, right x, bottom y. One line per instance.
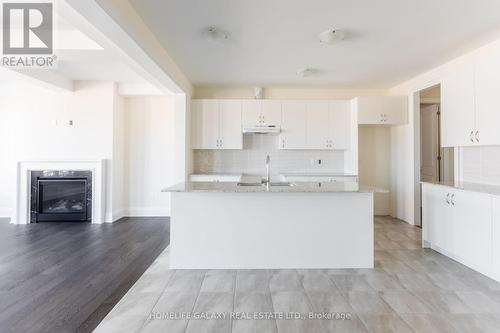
492, 197, 500, 280
422, 184, 453, 251
422, 183, 493, 277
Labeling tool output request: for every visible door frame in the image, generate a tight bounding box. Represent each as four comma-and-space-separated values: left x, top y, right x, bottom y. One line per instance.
414, 84, 461, 227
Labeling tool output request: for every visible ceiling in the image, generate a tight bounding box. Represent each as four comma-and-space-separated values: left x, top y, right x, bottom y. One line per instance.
1, 12, 157, 91
129, 0, 500, 88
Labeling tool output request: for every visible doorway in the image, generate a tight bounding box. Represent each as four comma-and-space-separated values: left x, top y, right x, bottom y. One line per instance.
418, 84, 454, 225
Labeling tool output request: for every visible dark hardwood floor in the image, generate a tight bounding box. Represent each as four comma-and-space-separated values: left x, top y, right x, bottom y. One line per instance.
0, 217, 170, 333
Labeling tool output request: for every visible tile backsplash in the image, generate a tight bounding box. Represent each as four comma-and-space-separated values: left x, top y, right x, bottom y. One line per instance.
193, 135, 345, 175
462, 146, 500, 185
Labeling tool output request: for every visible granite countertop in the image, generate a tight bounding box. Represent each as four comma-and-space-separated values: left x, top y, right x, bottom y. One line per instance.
162, 181, 386, 193
421, 180, 500, 196
281, 173, 358, 177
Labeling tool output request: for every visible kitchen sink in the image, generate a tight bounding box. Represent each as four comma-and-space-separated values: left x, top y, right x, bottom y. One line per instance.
237, 182, 295, 187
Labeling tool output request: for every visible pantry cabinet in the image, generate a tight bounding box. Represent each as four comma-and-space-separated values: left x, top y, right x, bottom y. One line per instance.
191, 99, 242, 149
355, 96, 408, 125
422, 183, 493, 276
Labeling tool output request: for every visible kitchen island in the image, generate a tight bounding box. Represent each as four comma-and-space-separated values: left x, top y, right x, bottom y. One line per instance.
163, 181, 376, 269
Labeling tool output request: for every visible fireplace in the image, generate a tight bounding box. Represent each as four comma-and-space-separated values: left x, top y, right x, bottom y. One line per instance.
30, 170, 92, 223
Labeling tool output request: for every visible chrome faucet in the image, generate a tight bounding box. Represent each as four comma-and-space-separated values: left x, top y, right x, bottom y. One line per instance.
265, 155, 271, 187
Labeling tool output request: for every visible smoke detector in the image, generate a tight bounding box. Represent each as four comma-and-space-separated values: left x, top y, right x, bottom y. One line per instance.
202, 26, 229, 42
318, 29, 345, 44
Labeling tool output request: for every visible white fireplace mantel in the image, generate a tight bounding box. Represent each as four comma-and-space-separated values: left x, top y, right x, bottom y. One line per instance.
13, 160, 106, 224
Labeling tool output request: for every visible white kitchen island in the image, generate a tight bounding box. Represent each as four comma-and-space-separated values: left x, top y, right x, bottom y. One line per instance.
163, 182, 375, 269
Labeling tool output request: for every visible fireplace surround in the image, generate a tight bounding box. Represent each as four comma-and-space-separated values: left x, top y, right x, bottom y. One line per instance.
30, 170, 92, 223
13, 160, 105, 224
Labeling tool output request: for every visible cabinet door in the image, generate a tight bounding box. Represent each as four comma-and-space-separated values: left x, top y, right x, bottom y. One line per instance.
492, 196, 500, 280
384, 96, 408, 124
441, 57, 476, 147
280, 101, 307, 149
357, 97, 384, 124
191, 99, 219, 149
330, 100, 351, 150
261, 100, 282, 126
241, 100, 262, 127
422, 184, 453, 251
306, 100, 332, 150
452, 190, 492, 273
356, 96, 407, 125
219, 100, 242, 149
475, 46, 500, 146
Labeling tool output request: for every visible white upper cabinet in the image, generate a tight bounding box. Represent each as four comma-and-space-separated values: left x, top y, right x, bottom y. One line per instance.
241, 100, 261, 127
262, 100, 282, 127
441, 44, 500, 147
242, 100, 281, 127
191, 99, 242, 150
280, 100, 307, 149
193, 98, 353, 151
279, 100, 352, 150
441, 56, 476, 147
474, 45, 500, 146
306, 100, 332, 150
355, 96, 408, 125
191, 99, 219, 149
330, 100, 351, 150
219, 100, 243, 149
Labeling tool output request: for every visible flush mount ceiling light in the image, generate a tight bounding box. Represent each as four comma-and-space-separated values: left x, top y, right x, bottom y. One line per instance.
318, 29, 345, 44
296, 68, 316, 78
202, 26, 229, 42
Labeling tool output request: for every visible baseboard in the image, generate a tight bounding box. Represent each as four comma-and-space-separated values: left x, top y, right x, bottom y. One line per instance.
126, 206, 170, 217
0, 207, 12, 218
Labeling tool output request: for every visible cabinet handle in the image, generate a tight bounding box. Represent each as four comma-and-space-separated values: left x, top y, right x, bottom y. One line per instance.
475, 130, 480, 143
450, 194, 455, 206
470, 131, 474, 142
446, 193, 450, 204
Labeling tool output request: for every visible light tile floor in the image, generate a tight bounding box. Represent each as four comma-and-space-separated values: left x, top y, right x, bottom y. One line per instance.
94, 216, 500, 333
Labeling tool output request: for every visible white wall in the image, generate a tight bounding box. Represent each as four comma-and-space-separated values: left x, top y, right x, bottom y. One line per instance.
390, 37, 500, 224
358, 126, 391, 215
462, 146, 500, 185
0, 81, 116, 219
124, 96, 175, 216
112, 85, 126, 220
0, 81, 175, 220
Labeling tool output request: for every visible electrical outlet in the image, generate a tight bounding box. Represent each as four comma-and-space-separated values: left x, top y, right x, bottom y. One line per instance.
309, 158, 315, 166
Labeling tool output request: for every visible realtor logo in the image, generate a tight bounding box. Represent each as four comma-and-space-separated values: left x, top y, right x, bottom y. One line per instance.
1, 1, 57, 67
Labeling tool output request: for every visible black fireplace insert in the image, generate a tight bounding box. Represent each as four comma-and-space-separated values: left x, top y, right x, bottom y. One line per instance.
30, 170, 92, 223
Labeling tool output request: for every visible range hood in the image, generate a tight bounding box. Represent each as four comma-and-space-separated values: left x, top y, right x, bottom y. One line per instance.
242, 125, 281, 135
